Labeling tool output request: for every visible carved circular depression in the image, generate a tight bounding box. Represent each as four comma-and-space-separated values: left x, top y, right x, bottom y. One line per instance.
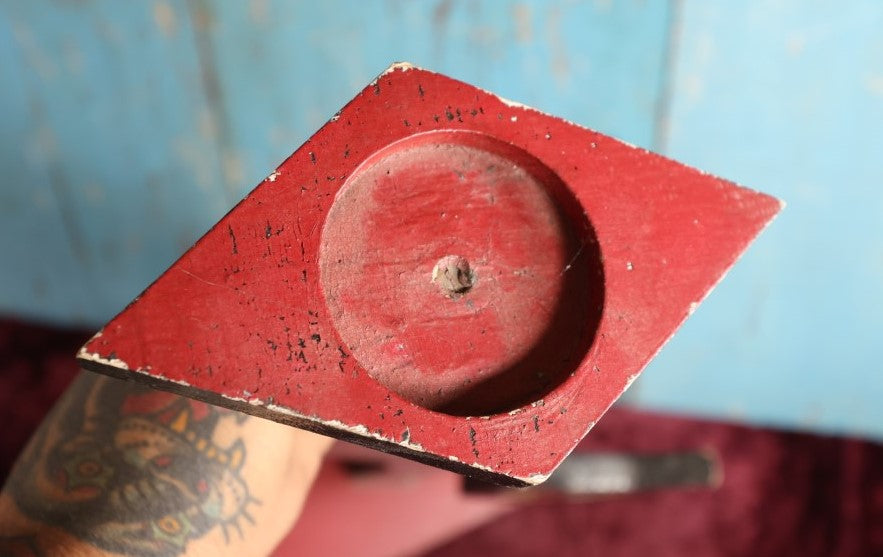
319, 131, 604, 416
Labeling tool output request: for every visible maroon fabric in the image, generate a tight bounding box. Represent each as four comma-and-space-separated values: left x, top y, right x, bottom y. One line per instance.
427, 409, 883, 557
0, 319, 84, 482
1, 317, 882, 555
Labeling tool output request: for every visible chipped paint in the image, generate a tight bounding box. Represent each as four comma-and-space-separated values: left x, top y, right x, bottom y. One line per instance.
383, 61, 417, 74
77, 333, 197, 387
369, 61, 418, 88
622, 372, 641, 392
496, 95, 531, 110
265, 403, 429, 454
77, 346, 130, 371
138, 369, 191, 388
103, 364, 194, 388
525, 472, 551, 485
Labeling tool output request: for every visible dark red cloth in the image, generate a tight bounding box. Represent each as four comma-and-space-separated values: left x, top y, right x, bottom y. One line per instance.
2, 317, 882, 555
0, 319, 84, 481
426, 409, 883, 557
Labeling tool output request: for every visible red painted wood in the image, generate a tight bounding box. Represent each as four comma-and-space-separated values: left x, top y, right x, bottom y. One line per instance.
320, 131, 601, 417
77, 63, 782, 485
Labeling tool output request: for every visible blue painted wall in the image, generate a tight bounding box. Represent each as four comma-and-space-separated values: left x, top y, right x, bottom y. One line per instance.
0, 0, 670, 324
629, 1, 883, 438
0, 1, 880, 439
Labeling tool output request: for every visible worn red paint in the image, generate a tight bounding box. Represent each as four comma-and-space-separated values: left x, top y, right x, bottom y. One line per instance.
320, 131, 601, 417
77, 63, 782, 486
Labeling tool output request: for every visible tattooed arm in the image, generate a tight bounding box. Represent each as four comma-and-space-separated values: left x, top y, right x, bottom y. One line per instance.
0, 371, 332, 556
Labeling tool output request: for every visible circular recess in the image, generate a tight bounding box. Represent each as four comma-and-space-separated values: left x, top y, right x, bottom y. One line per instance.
319, 131, 603, 416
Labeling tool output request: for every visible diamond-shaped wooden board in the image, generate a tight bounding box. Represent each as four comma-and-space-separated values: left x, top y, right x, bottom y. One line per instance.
78, 63, 782, 486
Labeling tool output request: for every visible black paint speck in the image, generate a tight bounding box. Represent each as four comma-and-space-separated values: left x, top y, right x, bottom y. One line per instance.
227, 225, 238, 254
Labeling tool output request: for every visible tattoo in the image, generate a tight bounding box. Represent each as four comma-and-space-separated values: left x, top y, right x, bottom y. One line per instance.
6, 374, 259, 556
